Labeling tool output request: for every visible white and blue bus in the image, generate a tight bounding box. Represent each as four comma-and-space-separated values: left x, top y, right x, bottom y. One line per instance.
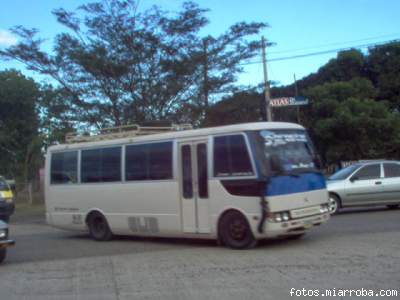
45, 122, 330, 249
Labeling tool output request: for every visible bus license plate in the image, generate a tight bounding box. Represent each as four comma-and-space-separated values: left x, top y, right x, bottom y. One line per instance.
303, 220, 313, 229
291, 206, 320, 218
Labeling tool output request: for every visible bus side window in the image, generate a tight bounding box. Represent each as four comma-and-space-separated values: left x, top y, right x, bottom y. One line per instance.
213, 135, 253, 177
126, 142, 173, 181
81, 147, 121, 183
181, 145, 193, 198
51, 151, 78, 184
197, 143, 208, 198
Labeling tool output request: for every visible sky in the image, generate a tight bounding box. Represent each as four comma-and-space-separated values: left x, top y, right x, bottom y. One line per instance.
1, 0, 400, 87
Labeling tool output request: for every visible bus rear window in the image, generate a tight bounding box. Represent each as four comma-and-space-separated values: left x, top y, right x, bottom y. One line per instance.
213, 135, 253, 177
51, 151, 78, 184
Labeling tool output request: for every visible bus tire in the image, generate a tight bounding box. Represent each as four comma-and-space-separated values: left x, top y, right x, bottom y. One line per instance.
0, 248, 6, 264
87, 212, 113, 241
219, 211, 257, 249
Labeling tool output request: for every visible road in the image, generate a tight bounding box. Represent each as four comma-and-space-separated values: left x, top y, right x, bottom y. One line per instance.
1, 207, 399, 300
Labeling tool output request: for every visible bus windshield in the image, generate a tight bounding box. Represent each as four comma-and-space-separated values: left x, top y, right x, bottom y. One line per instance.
259, 129, 318, 175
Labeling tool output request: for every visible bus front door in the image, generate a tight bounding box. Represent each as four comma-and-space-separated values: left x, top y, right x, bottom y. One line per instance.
179, 141, 210, 233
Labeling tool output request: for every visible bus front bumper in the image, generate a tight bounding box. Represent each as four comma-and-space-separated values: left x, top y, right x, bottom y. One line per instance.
260, 212, 330, 238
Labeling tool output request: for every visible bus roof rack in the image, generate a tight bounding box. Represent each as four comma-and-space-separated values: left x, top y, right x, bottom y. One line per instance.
65, 123, 193, 143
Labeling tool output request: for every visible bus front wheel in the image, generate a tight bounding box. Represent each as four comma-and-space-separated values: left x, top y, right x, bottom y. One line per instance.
87, 212, 113, 241
219, 211, 257, 249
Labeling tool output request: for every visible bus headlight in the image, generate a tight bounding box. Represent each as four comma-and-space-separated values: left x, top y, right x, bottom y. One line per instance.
271, 211, 291, 222
0, 229, 7, 239
282, 212, 290, 221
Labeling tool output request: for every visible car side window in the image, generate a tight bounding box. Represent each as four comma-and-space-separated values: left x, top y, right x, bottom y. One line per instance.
384, 163, 400, 178
352, 164, 380, 180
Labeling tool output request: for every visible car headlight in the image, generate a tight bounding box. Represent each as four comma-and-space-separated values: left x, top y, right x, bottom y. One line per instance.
0, 229, 7, 239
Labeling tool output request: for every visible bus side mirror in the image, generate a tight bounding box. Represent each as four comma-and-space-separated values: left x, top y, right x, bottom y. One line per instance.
270, 155, 283, 174
313, 155, 322, 169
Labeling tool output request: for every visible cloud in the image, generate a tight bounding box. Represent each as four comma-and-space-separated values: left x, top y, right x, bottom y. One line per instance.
0, 29, 18, 47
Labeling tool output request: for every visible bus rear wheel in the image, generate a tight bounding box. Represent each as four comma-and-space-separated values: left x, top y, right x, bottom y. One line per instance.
219, 211, 257, 249
87, 212, 113, 241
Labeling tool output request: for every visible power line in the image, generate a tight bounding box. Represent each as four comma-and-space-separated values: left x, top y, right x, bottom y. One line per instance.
268, 33, 400, 55
269, 39, 400, 62
240, 38, 400, 66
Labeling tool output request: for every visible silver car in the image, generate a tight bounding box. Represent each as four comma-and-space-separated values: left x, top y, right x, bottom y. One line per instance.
327, 160, 400, 214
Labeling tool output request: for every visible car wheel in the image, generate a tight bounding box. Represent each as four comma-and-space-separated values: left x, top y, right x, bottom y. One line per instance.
87, 212, 113, 241
219, 211, 257, 249
0, 248, 6, 264
328, 194, 340, 215
387, 204, 399, 210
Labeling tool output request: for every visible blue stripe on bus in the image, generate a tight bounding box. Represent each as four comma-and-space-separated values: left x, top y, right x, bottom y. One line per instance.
266, 173, 326, 196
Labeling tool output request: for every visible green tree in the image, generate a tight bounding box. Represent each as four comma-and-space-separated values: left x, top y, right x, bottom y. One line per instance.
0, 70, 41, 182
366, 42, 400, 109
304, 79, 400, 165
1, 0, 267, 128
317, 49, 365, 83
39, 85, 77, 146
204, 89, 264, 126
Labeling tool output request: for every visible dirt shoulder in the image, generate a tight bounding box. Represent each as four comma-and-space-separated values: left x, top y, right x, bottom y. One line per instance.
10, 202, 46, 224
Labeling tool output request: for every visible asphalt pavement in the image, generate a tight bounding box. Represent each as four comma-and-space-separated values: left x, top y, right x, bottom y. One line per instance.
1, 206, 399, 300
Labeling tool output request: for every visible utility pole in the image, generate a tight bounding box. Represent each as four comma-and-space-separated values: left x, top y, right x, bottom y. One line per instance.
294, 73, 299, 123
293, 73, 299, 97
203, 39, 209, 111
262, 36, 272, 121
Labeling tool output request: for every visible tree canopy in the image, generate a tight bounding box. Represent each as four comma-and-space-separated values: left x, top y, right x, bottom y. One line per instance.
204, 42, 400, 166
0, 70, 41, 181
2, 0, 400, 174
1, 0, 267, 129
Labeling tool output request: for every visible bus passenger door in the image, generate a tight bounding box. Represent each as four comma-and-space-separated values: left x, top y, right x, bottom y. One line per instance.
179, 141, 210, 233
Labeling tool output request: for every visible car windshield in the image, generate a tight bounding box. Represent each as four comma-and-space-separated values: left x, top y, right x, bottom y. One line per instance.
259, 129, 318, 175
0, 179, 10, 191
328, 164, 360, 180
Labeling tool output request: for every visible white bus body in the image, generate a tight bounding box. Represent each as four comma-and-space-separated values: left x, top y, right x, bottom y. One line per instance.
45, 122, 330, 248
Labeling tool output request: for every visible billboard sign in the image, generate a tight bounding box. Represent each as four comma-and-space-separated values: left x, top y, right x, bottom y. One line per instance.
270, 96, 309, 107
